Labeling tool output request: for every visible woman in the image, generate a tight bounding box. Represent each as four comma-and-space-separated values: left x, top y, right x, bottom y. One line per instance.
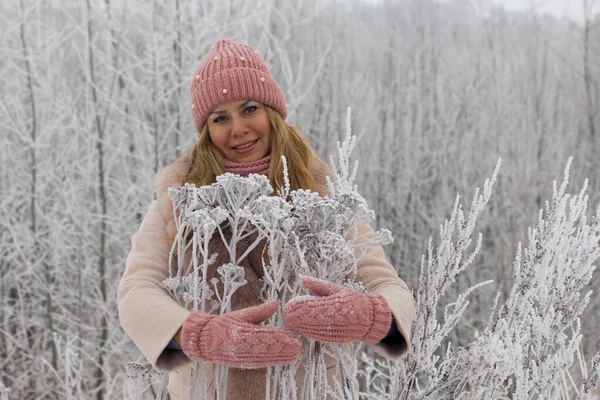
118, 39, 414, 399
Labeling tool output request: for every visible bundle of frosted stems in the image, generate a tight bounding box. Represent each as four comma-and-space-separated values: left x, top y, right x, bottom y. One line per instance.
161, 166, 391, 400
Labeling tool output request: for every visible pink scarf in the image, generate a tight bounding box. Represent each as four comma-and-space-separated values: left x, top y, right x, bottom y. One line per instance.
223, 155, 270, 177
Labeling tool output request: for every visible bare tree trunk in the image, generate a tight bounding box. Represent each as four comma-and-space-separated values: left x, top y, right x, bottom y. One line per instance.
0, 260, 6, 388
85, 0, 108, 397
19, 0, 36, 236
534, 41, 548, 210
583, 0, 598, 193
174, 0, 183, 157
583, 0, 597, 141
153, 0, 160, 174
19, 0, 59, 375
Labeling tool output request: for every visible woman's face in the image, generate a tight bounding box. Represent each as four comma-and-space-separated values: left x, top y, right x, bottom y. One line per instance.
207, 99, 272, 163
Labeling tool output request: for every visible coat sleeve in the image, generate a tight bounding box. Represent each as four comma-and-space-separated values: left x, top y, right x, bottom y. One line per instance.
117, 200, 192, 372
351, 224, 415, 360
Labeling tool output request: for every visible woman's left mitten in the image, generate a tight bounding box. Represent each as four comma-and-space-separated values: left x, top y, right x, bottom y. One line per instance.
282, 277, 391, 344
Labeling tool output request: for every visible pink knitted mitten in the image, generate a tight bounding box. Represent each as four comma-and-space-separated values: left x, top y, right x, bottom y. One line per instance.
181, 301, 301, 369
282, 277, 391, 344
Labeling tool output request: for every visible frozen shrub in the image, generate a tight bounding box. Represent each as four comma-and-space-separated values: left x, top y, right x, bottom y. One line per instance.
359, 159, 600, 400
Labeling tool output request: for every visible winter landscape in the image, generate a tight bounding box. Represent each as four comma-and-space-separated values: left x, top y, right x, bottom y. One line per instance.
1, 0, 600, 398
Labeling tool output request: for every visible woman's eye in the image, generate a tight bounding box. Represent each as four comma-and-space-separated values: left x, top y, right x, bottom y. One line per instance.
213, 116, 226, 123
245, 106, 258, 114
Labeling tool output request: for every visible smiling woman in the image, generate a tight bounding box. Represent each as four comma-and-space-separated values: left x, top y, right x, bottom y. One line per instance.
117, 39, 415, 400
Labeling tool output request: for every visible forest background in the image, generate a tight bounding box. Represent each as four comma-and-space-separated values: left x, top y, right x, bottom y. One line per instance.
1, 0, 599, 398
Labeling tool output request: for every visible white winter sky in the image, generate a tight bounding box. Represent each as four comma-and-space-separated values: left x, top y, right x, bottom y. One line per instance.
490, 0, 599, 22
362, 0, 599, 23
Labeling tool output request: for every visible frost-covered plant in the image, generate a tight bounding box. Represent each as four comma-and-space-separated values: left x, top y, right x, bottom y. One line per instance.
124, 362, 168, 400
357, 158, 500, 399
405, 160, 500, 389
432, 159, 600, 400
579, 349, 600, 397
50, 333, 85, 399
359, 158, 600, 400
34, 332, 91, 399
0, 383, 8, 400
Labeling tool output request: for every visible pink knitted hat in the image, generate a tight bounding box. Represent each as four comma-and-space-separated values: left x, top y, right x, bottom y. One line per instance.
190, 39, 287, 134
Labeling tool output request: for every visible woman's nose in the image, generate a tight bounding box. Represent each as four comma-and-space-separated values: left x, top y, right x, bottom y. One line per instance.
230, 116, 248, 136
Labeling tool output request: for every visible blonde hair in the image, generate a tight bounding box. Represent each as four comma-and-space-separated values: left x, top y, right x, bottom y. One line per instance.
183, 106, 321, 195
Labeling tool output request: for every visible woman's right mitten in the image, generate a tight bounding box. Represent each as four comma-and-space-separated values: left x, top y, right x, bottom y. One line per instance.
181, 300, 301, 369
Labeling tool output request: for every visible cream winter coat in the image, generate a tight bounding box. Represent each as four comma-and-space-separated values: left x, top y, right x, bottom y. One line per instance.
117, 153, 415, 399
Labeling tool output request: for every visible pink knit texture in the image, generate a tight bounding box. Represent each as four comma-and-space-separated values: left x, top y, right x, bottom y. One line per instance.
190, 39, 287, 134
282, 277, 392, 345
181, 301, 301, 369
223, 155, 270, 177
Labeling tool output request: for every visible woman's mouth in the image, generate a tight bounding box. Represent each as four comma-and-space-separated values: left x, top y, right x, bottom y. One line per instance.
232, 139, 258, 153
